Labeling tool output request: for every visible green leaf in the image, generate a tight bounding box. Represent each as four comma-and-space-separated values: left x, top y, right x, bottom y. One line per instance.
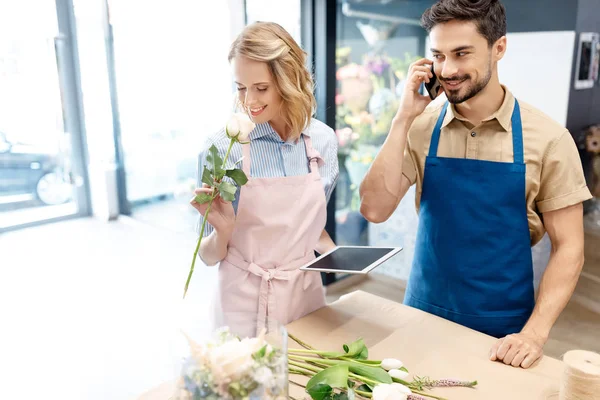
332, 392, 349, 400
342, 338, 368, 359
356, 384, 372, 393
201, 166, 214, 187
347, 363, 392, 384
307, 364, 349, 392
207, 145, 225, 180
217, 181, 237, 202
253, 345, 267, 360
225, 168, 248, 186
400, 366, 409, 373
194, 193, 212, 204
307, 383, 333, 400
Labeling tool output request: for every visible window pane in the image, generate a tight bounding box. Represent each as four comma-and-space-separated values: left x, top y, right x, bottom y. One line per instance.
334, 1, 427, 280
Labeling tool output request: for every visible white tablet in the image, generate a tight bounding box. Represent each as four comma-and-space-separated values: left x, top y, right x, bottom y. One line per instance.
299, 246, 402, 274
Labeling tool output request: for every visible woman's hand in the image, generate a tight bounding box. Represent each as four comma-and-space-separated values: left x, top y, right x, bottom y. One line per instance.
190, 184, 236, 235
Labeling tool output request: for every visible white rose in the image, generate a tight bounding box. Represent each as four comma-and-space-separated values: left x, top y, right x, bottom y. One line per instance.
381, 358, 403, 371
372, 384, 409, 400
226, 112, 255, 142
208, 339, 254, 383
388, 368, 410, 380
253, 366, 274, 386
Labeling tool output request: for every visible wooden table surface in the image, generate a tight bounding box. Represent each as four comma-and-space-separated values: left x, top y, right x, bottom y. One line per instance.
137, 290, 564, 400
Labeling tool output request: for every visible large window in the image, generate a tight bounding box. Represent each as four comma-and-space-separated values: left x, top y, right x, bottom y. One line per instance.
0, 0, 89, 230
106, 1, 240, 232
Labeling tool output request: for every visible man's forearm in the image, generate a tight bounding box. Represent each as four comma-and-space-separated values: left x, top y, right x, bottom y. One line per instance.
522, 246, 584, 340
359, 116, 413, 222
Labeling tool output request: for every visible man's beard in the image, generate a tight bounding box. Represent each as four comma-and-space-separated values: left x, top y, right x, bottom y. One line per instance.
442, 61, 492, 104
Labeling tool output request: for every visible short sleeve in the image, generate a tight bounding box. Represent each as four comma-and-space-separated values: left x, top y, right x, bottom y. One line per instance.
536, 130, 593, 213
402, 134, 418, 185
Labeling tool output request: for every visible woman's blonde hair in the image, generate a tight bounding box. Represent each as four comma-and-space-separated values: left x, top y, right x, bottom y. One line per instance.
228, 22, 316, 140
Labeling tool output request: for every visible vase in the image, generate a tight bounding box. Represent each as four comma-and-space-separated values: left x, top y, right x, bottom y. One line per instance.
177, 317, 288, 400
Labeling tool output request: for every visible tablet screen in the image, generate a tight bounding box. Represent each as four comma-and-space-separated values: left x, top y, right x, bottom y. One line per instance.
300, 246, 402, 274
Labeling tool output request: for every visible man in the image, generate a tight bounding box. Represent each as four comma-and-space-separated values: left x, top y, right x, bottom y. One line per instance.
359, 0, 592, 369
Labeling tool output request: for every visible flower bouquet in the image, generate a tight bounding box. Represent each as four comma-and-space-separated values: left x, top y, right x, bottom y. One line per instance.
287, 333, 477, 400
178, 326, 288, 400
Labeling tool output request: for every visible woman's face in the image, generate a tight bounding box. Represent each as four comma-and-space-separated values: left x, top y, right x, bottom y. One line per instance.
231, 56, 283, 124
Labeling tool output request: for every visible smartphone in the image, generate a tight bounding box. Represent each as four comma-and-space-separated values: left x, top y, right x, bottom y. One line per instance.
424, 64, 441, 100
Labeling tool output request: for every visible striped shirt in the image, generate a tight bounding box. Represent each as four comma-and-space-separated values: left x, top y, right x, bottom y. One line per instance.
196, 119, 339, 236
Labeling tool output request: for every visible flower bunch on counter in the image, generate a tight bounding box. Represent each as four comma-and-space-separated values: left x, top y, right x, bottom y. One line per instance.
180, 327, 287, 399
287, 333, 477, 400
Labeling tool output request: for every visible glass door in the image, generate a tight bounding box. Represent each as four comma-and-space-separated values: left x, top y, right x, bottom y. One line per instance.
0, 0, 89, 230
333, 0, 429, 280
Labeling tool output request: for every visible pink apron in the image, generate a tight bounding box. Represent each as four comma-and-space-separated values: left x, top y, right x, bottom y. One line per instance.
211, 134, 328, 337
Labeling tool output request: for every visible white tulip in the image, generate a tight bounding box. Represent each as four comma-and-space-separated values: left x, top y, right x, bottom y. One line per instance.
391, 382, 412, 394
381, 358, 404, 371
372, 383, 409, 400
388, 368, 410, 380
226, 112, 255, 142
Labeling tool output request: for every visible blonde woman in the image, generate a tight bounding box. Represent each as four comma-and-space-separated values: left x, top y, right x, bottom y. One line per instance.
190, 22, 339, 337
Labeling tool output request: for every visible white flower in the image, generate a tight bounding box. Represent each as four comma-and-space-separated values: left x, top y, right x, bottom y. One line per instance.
391, 383, 412, 394
208, 339, 255, 383
381, 358, 404, 371
253, 366, 274, 386
388, 368, 410, 380
372, 383, 410, 400
226, 112, 255, 142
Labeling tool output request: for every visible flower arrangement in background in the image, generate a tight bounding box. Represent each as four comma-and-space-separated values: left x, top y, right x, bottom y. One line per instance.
334, 47, 420, 218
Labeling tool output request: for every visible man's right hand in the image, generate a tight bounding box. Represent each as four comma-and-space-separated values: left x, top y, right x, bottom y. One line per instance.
190, 184, 236, 235
396, 58, 440, 121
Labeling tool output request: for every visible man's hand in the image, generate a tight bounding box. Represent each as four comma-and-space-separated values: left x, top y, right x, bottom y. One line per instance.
489, 331, 546, 368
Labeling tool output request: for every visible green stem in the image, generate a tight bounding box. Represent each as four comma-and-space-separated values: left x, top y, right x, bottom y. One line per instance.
410, 390, 448, 400
223, 138, 235, 168
183, 196, 214, 298
356, 389, 373, 398
349, 372, 381, 386
288, 332, 316, 350
183, 138, 235, 298
288, 360, 322, 374
289, 368, 315, 378
289, 354, 338, 366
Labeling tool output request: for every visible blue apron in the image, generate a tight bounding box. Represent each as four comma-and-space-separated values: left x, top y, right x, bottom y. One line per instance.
404, 100, 534, 338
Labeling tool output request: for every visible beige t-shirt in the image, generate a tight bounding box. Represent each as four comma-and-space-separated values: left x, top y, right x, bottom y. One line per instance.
402, 86, 592, 245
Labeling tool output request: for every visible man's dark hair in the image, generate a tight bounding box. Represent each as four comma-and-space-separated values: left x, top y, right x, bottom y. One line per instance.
421, 0, 507, 47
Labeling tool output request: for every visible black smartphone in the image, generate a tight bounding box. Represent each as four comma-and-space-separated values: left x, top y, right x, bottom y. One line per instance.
425, 64, 441, 100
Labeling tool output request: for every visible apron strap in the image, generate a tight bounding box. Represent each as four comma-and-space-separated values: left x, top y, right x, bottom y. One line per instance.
302, 134, 324, 175
511, 100, 524, 164
242, 143, 251, 176
428, 100, 524, 164
427, 101, 449, 158
224, 252, 313, 336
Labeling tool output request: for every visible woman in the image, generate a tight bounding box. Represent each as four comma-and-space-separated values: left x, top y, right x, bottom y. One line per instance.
190, 21, 339, 337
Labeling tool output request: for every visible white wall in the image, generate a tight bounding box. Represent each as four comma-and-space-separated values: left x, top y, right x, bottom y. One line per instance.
499, 31, 575, 126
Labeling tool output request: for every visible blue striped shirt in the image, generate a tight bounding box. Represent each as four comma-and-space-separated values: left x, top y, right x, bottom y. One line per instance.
196, 119, 339, 236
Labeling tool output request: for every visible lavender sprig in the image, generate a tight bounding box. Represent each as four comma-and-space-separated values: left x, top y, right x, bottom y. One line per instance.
412, 376, 478, 390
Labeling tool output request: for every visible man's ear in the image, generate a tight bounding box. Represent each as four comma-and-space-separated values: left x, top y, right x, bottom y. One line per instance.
493, 36, 507, 61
